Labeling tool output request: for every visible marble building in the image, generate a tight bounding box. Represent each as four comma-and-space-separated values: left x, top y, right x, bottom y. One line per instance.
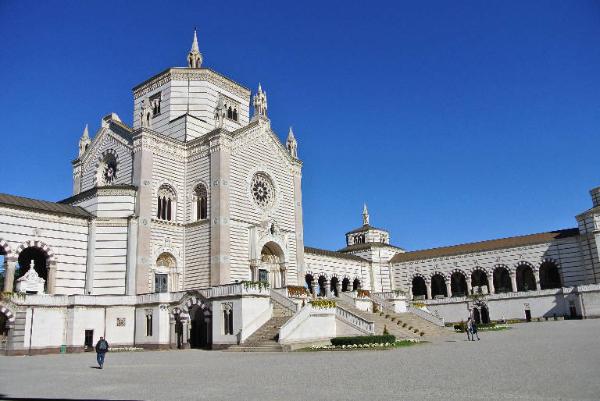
0, 31, 599, 354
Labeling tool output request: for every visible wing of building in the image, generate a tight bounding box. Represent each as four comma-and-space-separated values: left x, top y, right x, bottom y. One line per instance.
1, 31, 599, 354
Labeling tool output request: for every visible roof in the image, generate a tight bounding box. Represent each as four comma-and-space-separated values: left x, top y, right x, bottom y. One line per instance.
338, 242, 405, 253
304, 246, 366, 262
0, 193, 92, 218
389, 228, 580, 264
345, 224, 387, 235
59, 185, 137, 205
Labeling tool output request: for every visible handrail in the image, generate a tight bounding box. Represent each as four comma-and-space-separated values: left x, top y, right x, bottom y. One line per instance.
407, 306, 445, 326
335, 305, 375, 334
270, 289, 299, 313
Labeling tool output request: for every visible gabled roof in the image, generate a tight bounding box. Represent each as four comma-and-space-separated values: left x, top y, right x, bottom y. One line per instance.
304, 246, 366, 262
390, 228, 580, 264
0, 193, 92, 218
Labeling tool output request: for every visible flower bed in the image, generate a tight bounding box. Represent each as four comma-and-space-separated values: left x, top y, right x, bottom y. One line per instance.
240, 280, 270, 290
309, 299, 336, 309
306, 339, 421, 351
357, 289, 370, 298
108, 347, 144, 352
331, 334, 395, 346
286, 285, 308, 297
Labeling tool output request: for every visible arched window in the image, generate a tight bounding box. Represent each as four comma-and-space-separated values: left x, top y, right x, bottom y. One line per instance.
155, 252, 177, 293
227, 107, 233, 119
232, 108, 238, 121
318, 275, 327, 296
431, 274, 447, 298
412, 276, 427, 300
157, 185, 176, 222
539, 261, 561, 289
341, 277, 350, 292
471, 269, 489, 295
493, 267, 512, 293
352, 278, 361, 291
516, 264, 536, 292
330, 276, 339, 297
193, 184, 208, 221
305, 274, 314, 294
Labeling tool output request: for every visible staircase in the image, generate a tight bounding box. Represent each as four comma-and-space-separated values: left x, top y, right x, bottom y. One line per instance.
337, 295, 450, 339
225, 298, 294, 352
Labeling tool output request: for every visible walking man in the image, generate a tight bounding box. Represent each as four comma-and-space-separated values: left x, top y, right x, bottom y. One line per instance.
95, 336, 109, 369
471, 321, 480, 341
466, 317, 472, 341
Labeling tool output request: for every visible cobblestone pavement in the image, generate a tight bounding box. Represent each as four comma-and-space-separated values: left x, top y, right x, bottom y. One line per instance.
1, 319, 599, 401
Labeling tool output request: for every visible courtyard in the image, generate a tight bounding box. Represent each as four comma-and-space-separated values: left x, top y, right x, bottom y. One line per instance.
1, 319, 599, 401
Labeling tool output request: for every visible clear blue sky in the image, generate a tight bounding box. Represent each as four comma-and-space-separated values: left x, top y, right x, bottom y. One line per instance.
1, 1, 599, 252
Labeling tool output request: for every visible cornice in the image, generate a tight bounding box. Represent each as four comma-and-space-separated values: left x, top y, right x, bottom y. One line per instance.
0, 205, 89, 225
60, 185, 138, 205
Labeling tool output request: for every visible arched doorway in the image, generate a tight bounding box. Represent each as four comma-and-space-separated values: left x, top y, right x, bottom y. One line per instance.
259, 242, 285, 288
341, 277, 350, 292
450, 272, 467, 297
352, 278, 360, 291
0, 311, 8, 351
493, 267, 512, 293
154, 253, 177, 293
480, 306, 490, 324
539, 261, 561, 289
473, 308, 481, 324
16, 247, 48, 292
189, 305, 211, 349
318, 275, 327, 297
412, 276, 427, 300
516, 264, 536, 292
305, 274, 314, 295
330, 276, 339, 297
471, 269, 488, 294
431, 274, 447, 298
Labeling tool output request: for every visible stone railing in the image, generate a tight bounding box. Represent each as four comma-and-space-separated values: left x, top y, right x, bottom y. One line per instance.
335, 305, 375, 334
270, 289, 299, 314
203, 282, 270, 298
370, 293, 395, 312
407, 306, 445, 327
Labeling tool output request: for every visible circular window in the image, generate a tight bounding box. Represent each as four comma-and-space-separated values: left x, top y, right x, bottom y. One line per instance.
97, 153, 118, 186
251, 173, 275, 209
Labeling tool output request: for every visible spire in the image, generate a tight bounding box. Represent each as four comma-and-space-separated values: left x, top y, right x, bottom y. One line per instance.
252, 83, 268, 119
362, 203, 370, 226
78, 124, 91, 157
286, 126, 298, 158
187, 28, 203, 68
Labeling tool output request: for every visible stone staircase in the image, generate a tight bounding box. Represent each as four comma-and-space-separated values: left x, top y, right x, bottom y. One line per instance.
337, 296, 450, 339
225, 298, 294, 352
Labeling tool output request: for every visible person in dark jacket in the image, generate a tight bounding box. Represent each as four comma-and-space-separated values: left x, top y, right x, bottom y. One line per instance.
95, 337, 109, 369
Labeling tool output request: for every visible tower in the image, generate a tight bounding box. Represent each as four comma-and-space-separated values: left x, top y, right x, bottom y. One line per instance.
187, 29, 203, 68
252, 83, 268, 119
286, 127, 298, 158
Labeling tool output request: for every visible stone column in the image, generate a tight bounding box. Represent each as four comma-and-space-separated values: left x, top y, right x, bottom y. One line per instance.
445, 280, 452, 298
85, 219, 96, 295
3, 259, 16, 292
510, 272, 518, 292
209, 132, 232, 285
466, 280, 473, 295
407, 285, 413, 300
311, 280, 318, 299
335, 281, 342, 297
534, 270, 540, 290
325, 278, 331, 298
250, 261, 259, 281
426, 281, 432, 300
47, 262, 57, 294
488, 276, 495, 294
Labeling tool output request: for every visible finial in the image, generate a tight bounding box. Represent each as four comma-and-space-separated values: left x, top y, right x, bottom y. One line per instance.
287, 126, 295, 139
286, 126, 298, 158
82, 124, 89, 139
187, 28, 203, 68
362, 203, 370, 226
253, 83, 268, 119
78, 123, 92, 157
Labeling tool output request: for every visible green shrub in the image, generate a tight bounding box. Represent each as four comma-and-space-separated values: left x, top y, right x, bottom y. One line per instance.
331, 334, 396, 347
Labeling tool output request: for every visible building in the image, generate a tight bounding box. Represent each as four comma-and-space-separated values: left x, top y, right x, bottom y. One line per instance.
1, 32, 599, 354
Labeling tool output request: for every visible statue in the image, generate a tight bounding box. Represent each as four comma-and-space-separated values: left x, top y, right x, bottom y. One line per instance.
140, 99, 152, 128
214, 97, 225, 129
253, 83, 268, 118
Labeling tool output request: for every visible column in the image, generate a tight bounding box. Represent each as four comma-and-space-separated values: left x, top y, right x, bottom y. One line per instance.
488, 276, 495, 295
445, 280, 452, 298
85, 219, 96, 295
47, 262, 57, 294
466, 280, 472, 295
510, 272, 518, 292
325, 278, 331, 298
426, 281, 432, 300
534, 270, 540, 290
335, 281, 342, 297
311, 280, 318, 299
250, 260, 258, 281
3, 259, 16, 292
407, 285, 413, 300
125, 217, 138, 295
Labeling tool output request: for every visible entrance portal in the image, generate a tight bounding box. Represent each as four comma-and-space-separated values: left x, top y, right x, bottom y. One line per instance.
259, 242, 285, 288
189, 306, 211, 349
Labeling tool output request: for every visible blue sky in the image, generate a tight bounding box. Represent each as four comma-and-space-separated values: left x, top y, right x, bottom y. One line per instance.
1, 1, 599, 252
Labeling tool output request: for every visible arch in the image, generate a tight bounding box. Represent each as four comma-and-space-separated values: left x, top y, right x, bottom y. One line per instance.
15, 240, 56, 265
480, 305, 490, 324
473, 307, 481, 324
411, 275, 427, 300
493, 265, 512, 293
330, 276, 339, 297
450, 270, 468, 297
305, 273, 315, 295
157, 184, 177, 221
0, 304, 16, 329
94, 149, 119, 187
430, 273, 447, 298
539, 260, 561, 289
470, 268, 489, 295
232, 108, 238, 121
178, 294, 212, 350
516, 263, 536, 292
317, 275, 327, 296
260, 241, 286, 288
341, 277, 351, 292
0, 238, 14, 260
193, 183, 208, 221
154, 252, 178, 292
352, 278, 361, 291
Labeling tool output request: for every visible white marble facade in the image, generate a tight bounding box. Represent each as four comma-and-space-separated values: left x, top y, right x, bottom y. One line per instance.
0, 32, 599, 353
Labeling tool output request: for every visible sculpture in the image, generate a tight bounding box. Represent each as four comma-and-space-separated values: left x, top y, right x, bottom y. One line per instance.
253, 83, 268, 118
214, 97, 225, 128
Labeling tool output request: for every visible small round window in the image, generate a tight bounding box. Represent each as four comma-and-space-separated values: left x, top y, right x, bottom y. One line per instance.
251, 173, 275, 209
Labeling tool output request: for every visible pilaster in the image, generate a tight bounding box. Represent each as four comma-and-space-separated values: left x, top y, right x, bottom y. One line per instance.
126, 217, 139, 295
84, 219, 96, 294
510, 272, 518, 293
291, 165, 305, 285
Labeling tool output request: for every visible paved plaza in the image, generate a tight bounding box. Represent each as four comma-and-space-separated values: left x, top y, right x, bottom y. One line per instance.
1, 320, 599, 401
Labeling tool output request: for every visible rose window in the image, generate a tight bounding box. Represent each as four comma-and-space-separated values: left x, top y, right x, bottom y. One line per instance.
251, 173, 274, 209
